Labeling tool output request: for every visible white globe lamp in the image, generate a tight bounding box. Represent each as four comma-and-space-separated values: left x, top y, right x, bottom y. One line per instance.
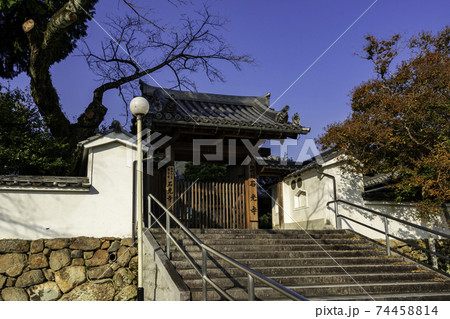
130, 96, 149, 116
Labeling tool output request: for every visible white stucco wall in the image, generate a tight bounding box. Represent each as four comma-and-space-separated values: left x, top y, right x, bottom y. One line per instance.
280, 157, 449, 239
282, 164, 336, 230
0, 134, 139, 240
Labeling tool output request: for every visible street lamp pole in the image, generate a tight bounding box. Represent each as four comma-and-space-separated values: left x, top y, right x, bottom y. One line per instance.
130, 97, 149, 301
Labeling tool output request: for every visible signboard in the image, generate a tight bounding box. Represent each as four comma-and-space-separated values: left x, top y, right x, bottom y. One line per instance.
246, 162, 258, 229
166, 165, 175, 210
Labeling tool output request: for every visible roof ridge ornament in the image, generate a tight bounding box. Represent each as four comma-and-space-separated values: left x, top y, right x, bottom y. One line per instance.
150, 89, 178, 118
291, 112, 300, 126
275, 105, 289, 123
164, 94, 177, 114
150, 89, 164, 112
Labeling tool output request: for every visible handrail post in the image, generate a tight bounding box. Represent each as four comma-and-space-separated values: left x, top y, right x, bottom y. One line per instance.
248, 274, 255, 301
428, 233, 439, 269
166, 212, 171, 259
335, 213, 340, 230
202, 247, 208, 301
384, 217, 391, 255
333, 200, 341, 230
148, 195, 152, 228
335, 205, 341, 229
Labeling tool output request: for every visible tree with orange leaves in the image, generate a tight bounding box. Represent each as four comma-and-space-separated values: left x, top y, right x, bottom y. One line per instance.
318, 26, 449, 221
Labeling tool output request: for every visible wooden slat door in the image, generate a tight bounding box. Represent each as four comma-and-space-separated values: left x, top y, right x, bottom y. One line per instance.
174, 180, 246, 229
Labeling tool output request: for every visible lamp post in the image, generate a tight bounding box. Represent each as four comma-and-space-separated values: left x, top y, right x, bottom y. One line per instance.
130, 96, 149, 301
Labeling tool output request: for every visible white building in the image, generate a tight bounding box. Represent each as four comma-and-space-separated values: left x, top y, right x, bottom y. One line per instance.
0, 129, 142, 240
271, 151, 449, 239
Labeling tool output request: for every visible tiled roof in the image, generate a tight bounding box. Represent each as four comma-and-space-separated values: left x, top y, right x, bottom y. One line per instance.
285, 150, 340, 178
363, 174, 394, 189
0, 175, 90, 189
78, 123, 135, 146
282, 149, 397, 190
140, 82, 310, 136
258, 157, 303, 171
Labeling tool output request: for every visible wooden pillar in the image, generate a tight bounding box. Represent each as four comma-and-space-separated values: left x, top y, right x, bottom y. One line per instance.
277, 180, 284, 229
245, 161, 258, 229
165, 163, 175, 211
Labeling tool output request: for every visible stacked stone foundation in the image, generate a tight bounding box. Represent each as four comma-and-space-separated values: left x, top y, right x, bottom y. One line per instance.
375, 239, 450, 274
0, 237, 137, 301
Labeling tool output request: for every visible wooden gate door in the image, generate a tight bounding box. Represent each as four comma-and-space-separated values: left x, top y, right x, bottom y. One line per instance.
173, 181, 246, 229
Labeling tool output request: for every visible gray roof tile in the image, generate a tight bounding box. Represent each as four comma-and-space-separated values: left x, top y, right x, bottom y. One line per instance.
0, 175, 90, 189
363, 174, 394, 188
140, 82, 310, 135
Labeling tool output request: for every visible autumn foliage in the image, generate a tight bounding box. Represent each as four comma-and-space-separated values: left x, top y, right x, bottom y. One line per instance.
318, 26, 450, 220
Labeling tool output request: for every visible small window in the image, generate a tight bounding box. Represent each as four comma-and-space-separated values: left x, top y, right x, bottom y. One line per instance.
294, 190, 307, 208
291, 178, 302, 190
290, 179, 296, 190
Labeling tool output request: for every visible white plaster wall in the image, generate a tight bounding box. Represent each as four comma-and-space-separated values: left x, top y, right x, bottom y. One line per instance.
0, 142, 135, 239
340, 200, 449, 240
280, 159, 449, 239
282, 169, 334, 230
331, 164, 448, 239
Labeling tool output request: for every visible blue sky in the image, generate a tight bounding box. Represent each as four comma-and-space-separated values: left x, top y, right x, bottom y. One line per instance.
4, 0, 450, 159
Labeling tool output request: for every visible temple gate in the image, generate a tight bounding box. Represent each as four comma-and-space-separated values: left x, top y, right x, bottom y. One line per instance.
139, 81, 309, 229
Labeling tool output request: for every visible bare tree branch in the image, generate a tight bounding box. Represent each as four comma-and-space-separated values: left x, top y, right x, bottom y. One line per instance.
121, 0, 164, 30
80, 6, 253, 114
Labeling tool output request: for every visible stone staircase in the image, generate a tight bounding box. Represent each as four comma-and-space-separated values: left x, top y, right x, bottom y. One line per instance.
150, 228, 450, 301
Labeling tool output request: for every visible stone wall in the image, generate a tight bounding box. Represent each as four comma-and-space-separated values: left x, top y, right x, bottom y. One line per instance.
376, 239, 450, 274
0, 237, 137, 301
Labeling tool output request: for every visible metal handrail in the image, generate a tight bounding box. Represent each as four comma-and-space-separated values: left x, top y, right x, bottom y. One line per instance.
327, 199, 450, 264
148, 193, 308, 301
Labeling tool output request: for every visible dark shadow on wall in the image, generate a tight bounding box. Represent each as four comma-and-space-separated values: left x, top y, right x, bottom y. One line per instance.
285, 173, 329, 230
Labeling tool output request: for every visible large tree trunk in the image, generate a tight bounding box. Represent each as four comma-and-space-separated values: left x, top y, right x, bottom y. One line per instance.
29, 59, 107, 145
71, 95, 107, 143
29, 56, 71, 140
25, 0, 107, 146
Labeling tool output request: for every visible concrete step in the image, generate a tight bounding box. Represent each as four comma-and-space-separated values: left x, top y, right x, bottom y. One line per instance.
152, 232, 357, 241
179, 243, 376, 252
200, 238, 368, 245
171, 256, 406, 270
184, 272, 440, 290
155, 238, 371, 246
310, 291, 450, 301
195, 238, 369, 245
177, 264, 422, 279
151, 228, 349, 235
190, 281, 450, 301
170, 249, 386, 261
